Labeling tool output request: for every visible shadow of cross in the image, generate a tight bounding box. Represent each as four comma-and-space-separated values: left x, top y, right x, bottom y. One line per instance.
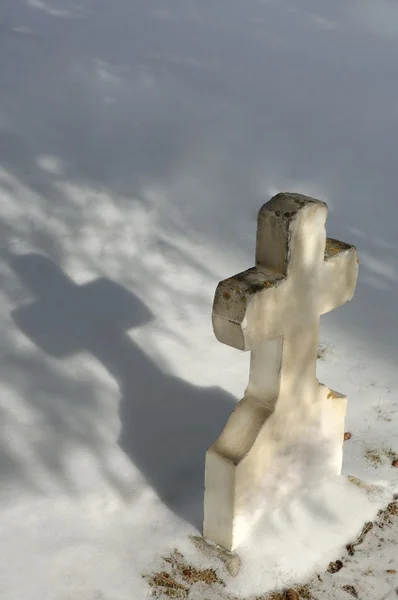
204, 193, 359, 551
7, 252, 154, 358
5, 251, 234, 528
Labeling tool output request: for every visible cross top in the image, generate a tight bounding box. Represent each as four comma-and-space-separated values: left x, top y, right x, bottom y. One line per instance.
204, 193, 359, 550
256, 192, 328, 276
213, 193, 357, 356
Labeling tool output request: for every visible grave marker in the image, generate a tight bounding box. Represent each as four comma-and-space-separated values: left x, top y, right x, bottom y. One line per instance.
204, 193, 359, 550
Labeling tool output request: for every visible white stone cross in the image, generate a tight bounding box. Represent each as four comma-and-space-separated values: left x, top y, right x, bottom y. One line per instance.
203, 193, 359, 551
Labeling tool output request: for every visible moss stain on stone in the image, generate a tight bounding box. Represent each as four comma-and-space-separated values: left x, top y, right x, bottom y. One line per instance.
217, 268, 285, 300
324, 238, 354, 260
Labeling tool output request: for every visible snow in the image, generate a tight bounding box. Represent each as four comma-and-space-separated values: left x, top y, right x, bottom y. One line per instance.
0, 0, 398, 598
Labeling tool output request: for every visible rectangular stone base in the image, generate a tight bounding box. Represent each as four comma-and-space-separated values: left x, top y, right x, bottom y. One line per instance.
203, 383, 348, 551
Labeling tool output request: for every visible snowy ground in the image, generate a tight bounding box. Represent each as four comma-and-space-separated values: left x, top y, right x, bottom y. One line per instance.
1, 0, 398, 598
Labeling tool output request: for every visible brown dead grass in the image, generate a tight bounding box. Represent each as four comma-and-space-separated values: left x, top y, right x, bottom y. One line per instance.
148, 571, 188, 598
144, 500, 398, 599
364, 445, 398, 467
258, 585, 312, 600
384, 448, 398, 461
144, 549, 226, 598
294, 584, 313, 599
364, 446, 383, 466
376, 500, 398, 529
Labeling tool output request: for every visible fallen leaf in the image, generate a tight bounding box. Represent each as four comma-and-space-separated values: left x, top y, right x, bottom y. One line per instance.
284, 590, 299, 600
342, 584, 358, 598
328, 560, 344, 574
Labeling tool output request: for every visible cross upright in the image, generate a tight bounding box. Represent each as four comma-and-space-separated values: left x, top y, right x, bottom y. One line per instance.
204, 193, 359, 551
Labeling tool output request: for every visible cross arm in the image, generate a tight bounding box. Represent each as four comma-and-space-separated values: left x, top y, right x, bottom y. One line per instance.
320, 238, 359, 315
212, 266, 286, 351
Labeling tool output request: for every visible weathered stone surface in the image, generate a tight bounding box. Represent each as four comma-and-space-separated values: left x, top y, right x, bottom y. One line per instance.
189, 535, 241, 577
204, 192, 359, 551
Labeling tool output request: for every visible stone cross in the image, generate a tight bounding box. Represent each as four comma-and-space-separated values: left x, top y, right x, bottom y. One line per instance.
203, 193, 359, 551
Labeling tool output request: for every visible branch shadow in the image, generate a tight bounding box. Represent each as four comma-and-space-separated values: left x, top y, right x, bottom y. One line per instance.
4, 250, 235, 529
1, 0, 398, 367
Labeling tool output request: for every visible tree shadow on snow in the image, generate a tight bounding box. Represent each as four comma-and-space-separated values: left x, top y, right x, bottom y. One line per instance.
5, 250, 235, 529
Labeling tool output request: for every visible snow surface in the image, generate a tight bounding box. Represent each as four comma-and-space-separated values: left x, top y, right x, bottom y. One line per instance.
1, 0, 398, 598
